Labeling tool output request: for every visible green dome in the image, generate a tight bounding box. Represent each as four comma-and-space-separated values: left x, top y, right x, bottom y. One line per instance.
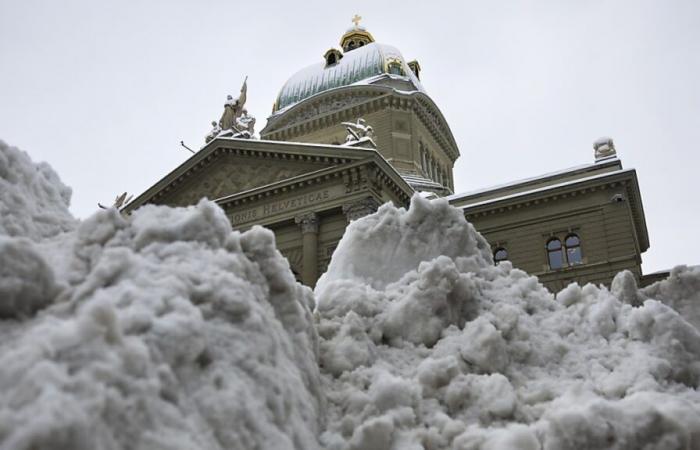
274, 42, 423, 113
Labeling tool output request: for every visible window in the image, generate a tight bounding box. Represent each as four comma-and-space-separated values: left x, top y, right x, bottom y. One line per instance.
387, 61, 404, 76
565, 234, 583, 265
494, 247, 508, 264
547, 234, 584, 269
547, 238, 564, 269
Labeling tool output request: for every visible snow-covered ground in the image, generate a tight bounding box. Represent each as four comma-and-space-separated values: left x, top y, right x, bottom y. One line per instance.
1, 139, 699, 449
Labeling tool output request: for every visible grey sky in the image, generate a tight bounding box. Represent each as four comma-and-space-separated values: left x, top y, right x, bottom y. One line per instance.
1, 0, 698, 274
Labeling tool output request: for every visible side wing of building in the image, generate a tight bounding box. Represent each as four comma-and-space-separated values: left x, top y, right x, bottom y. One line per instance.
449, 158, 649, 292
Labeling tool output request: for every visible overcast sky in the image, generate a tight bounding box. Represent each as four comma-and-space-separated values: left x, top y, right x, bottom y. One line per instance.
1, 0, 698, 274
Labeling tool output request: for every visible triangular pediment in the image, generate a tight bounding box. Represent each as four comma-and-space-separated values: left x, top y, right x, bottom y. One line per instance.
159, 151, 336, 206
124, 138, 388, 213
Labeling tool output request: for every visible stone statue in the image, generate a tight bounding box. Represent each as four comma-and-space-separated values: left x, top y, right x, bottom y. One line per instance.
218, 77, 247, 131
98, 192, 133, 210
343, 118, 375, 144
594, 137, 616, 161
236, 108, 256, 135
206, 77, 257, 142
205, 120, 222, 143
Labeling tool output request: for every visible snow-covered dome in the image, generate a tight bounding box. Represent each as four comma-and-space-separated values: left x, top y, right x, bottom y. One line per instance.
273, 41, 424, 113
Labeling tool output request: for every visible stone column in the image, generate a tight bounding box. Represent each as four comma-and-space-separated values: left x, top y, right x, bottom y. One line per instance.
342, 197, 380, 222
295, 212, 319, 287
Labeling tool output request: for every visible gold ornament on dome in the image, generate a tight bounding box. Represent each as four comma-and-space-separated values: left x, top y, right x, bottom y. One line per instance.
340, 14, 374, 51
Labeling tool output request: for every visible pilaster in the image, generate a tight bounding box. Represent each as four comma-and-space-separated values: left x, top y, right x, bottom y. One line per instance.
295, 212, 320, 286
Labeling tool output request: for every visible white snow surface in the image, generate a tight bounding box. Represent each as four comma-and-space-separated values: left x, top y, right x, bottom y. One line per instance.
0, 140, 76, 240
316, 196, 700, 450
2, 140, 700, 450
0, 141, 322, 449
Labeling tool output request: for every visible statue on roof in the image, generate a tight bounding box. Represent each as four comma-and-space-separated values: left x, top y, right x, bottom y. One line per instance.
206, 77, 256, 142
98, 192, 133, 210
342, 118, 375, 148
219, 77, 247, 131
343, 118, 374, 141
594, 137, 616, 161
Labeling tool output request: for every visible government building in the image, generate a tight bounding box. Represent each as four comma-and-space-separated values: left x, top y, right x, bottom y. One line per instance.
124, 19, 659, 292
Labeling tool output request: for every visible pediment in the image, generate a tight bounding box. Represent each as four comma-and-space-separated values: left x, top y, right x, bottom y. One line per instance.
158, 152, 336, 206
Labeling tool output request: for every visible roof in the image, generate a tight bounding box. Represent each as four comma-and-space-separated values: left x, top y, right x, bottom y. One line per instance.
273, 42, 423, 113
447, 158, 623, 206
122, 137, 415, 214
401, 173, 452, 195
455, 168, 635, 209
448, 160, 650, 252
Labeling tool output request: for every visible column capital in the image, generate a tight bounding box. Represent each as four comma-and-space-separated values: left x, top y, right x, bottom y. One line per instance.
342, 197, 380, 222
295, 212, 319, 234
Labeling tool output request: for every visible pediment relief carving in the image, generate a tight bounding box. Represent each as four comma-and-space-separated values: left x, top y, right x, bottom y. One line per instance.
160, 154, 332, 206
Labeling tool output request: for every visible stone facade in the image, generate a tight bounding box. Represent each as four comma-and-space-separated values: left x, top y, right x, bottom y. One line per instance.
449, 158, 649, 292
124, 24, 654, 291
262, 85, 458, 196
124, 138, 412, 287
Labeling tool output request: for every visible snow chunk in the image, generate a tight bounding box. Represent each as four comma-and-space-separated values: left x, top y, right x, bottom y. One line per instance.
0, 142, 323, 449
642, 265, 700, 330
317, 196, 700, 450
316, 194, 492, 292
0, 236, 57, 318
0, 140, 76, 239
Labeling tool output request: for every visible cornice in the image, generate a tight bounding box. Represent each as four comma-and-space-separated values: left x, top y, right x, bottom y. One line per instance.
124, 138, 387, 214
261, 85, 460, 163
216, 156, 413, 210
460, 169, 649, 252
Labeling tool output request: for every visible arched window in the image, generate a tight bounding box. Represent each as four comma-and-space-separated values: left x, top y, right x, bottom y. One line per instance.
494, 247, 508, 265
547, 238, 564, 269
565, 234, 583, 265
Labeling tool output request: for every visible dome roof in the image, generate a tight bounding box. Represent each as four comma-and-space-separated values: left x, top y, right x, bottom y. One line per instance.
273, 42, 424, 113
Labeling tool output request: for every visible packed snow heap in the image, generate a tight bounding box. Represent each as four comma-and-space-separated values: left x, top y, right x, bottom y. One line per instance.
1, 139, 699, 450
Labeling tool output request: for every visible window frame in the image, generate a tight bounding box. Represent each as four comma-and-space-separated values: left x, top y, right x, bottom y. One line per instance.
493, 247, 508, 265
546, 237, 565, 270
545, 232, 585, 270
564, 233, 583, 266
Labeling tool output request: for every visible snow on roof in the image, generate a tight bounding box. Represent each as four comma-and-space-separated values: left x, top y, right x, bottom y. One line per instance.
447, 158, 622, 203
274, 42, 424, 113
455, 167, 635, 210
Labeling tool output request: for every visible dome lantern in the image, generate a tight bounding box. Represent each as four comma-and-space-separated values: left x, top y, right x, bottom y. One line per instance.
340, 15, 375, 52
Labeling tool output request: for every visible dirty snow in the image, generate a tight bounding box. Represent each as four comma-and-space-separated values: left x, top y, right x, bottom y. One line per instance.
1, 140, 700, 449
316, 196, 700, 450
0, 141, 322, 449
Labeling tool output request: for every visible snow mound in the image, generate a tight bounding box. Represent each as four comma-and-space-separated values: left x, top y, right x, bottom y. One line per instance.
0, 140, 76, 239
641, 265, 700, 330
0, 142, 322, 449
316, 195, 700, 450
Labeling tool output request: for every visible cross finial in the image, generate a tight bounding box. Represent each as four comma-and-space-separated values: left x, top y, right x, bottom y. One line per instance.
352, 14, 362, 27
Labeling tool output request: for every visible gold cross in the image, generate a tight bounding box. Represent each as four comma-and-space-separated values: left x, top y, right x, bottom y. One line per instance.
352, 14, 362, 27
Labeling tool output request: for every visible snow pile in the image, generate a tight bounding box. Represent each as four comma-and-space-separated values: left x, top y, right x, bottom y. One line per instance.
0, 142, 322, 449
316, 195, 700, 450
0, 140, 76, 240
641, 265, 700, 331
4, 139, 700, 450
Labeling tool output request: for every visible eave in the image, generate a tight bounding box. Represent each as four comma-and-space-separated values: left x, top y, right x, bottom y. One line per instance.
123, 137, 413, 214
260, 84, 460, 163
454, 168, 650, 252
